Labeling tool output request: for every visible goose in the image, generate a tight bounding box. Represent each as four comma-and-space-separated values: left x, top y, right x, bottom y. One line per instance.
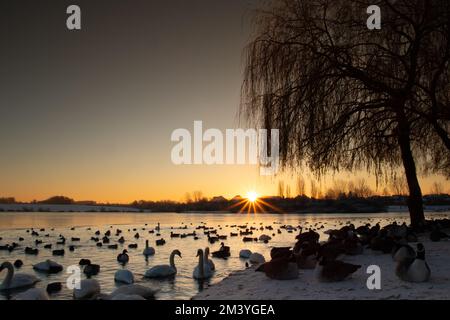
73, 279, 101, 300
294, 242, 319, 269
256, 256, 299, 280
392, 242, 415, 262
109, 284, 156, 300
114, 269, 134, 284
117, 250, 129, 264
204, 247, 215, 270
396, 243, 431, 282
33, 260, 63, 274
0, 262, 40, 290
143, 240, 155, 256
193, 249, 213, 280
315, 258, 361, 282
145, 249, 181, 278
12, 288, 49, 300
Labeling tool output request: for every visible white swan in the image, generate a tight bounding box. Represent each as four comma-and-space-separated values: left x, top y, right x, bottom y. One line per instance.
33, 260, 63, 274
193, 249, 213, 280
143, 240, 155, 256
114, 269, 134, 284
73, 279, 101, 300
145, 249, 181, 278
109, 284, 156, 300
110, 293, 146, 300
0, 261, 40, 290
204, 247, 215, 270
249, 252, 265, 264
239, 249, 252, 258
13, 288, 49, 300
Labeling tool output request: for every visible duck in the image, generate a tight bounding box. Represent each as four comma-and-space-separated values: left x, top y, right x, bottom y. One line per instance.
145, 249, 181, 278
396, 243, 430, 282
46, 282, 62, 295
109, 284, 156, 300
0, 261, 40, 290
33, 260, 63, 274
83, 263, 100, 277
114, 269, 134, 284
52, 249, 65, 256
193, 249, 214, 280
315, 258, 361, 282
73, 279, 101, 300
156, 238, 166, 246
12, 288, 49, 300
79, 258, 91, 266
142, 240, 155, 256
259, 234, 272, 242
211, 242, 230, 259
117, 250, 129, 264
13, 259, 23, 268
25, 247, 39, 255
204, 247, 215, 270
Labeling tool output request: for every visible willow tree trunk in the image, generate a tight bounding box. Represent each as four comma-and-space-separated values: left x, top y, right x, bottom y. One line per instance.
397, 115, 426, 228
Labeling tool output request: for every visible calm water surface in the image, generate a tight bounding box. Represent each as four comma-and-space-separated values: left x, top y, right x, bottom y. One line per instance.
1, 211, 449, 300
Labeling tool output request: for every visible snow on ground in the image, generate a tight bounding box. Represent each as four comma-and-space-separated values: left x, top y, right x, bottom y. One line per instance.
193, 237, 450, 300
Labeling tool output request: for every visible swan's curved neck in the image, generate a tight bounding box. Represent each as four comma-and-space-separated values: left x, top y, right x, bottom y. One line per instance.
1, 263, 14, 288
170, 251, 177, 269
145, 240, 149, 249
198, 253, 204, 278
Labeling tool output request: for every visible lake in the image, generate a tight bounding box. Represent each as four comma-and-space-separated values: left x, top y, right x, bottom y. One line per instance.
1, 211, 449, 300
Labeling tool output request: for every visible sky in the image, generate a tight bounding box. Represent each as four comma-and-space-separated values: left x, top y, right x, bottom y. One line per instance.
0, 0, 448, 203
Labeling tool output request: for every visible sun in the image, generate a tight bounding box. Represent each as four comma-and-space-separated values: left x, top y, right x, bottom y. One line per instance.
246, 191, 259, 203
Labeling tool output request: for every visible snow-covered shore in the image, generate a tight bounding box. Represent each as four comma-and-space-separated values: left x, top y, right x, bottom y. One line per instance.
193, 237, 450, 300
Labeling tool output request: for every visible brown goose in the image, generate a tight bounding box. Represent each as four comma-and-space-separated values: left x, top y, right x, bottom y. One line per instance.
256, 254, 298, 280
316, 258, 361, 282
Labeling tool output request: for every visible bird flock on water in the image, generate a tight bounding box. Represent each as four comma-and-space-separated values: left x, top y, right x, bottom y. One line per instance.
0, 217, 449, 299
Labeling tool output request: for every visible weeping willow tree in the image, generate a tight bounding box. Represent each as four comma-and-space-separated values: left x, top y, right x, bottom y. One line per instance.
241, 0, 450, 227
